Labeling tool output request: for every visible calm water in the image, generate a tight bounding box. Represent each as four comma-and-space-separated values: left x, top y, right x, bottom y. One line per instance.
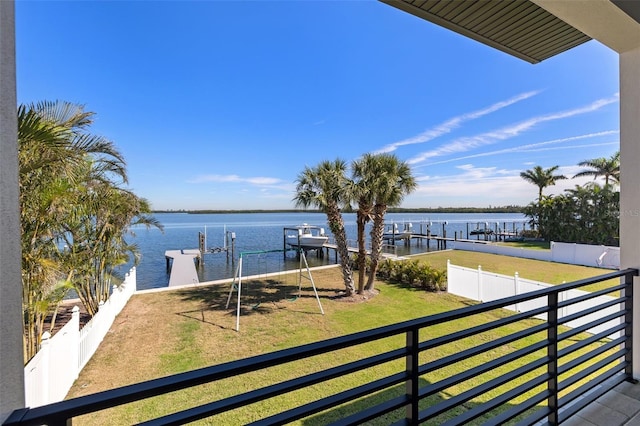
127, 212, 528, 290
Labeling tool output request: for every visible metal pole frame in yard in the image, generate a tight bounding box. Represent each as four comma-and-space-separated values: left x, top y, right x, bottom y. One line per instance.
225, 248, 324, 331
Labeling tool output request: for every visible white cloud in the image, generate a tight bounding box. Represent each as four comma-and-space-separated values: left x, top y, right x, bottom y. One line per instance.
404, 163, 606, 207
407, 95, 619, 165
422, 131, 619, 166
374, 90, 540, 154
188, 174, 282, 185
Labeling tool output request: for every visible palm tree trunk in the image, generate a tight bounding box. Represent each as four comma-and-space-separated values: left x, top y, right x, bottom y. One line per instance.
356, 210, 367, 294
327, 205, 354, 296
365, 204, 386, 291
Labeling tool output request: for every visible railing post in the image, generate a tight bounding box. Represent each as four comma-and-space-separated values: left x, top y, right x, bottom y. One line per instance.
625, 270, 636, 382
547, 292, 559, 426
405, 327, 419, 425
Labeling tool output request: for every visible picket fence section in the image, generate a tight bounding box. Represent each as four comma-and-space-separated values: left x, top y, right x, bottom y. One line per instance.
23, 267, 137, 408
450, 240, 620, 269
447, 261, 622, 338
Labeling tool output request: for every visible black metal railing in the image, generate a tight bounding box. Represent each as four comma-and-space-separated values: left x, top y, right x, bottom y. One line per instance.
5, 268, 637, 425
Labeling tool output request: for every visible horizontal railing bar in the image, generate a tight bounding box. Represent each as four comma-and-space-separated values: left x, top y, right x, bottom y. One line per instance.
138, 351, 409, 426
558, 336, 625, 377
486, 387, 550, 426
418, 309, 549, 353
558, 369, 628, 423
418, 357, 548, 420
516, 406, 552, 426
558, 350, 627, 393
558, 297, 625, 326
11, 325, 413, 424
557, 310, 626, 341
419, 341, 548, 400
557, 323, 626, 358
334, 394, 409, 426
440, 373, 549, 426
419, 325, 548, 376
248, 374, 408, 426
557, 283, 626, 309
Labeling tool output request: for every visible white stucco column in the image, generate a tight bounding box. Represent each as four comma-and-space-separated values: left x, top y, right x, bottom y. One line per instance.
0, 0, 25, 421
620, 46, 640, 379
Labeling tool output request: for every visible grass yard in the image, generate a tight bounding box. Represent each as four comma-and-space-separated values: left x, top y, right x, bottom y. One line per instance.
412, 250, 618, 292
65, 251, 619, 424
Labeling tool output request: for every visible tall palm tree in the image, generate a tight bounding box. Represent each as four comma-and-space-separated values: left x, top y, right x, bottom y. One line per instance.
351, 154, 377, 294
365, 154, 416, 291
520, 165, 567, 201
573, 151, 620, 186
293, 159, 355, 296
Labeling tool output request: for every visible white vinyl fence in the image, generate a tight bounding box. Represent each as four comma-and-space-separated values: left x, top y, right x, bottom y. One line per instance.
447, 261, 623, 339
23, 267, 137, 408
450, 241, 620, 269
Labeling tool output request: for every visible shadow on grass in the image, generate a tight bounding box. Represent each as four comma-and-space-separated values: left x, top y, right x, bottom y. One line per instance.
173, 279, 335, 326
300, 376, 530, 425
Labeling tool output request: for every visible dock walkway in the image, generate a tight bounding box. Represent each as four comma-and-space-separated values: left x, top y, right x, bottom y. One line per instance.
165, 249, 200, 287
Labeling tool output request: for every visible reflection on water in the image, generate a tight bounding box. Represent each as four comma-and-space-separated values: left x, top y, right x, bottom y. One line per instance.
127, 212, 528, 290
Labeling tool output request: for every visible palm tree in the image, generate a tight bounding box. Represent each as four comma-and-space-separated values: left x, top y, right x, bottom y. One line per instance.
59, 163, 162, 315
293, 159, 355, 296
520, 165, 567, 201
365, 154, 416, 291
351, 154, 376, 294
18, 100, 161, 360
573, 151, 620, 186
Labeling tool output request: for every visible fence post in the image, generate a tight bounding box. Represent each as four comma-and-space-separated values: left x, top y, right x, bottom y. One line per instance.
478, 265, 483, 302
71, 306, 80, 378
514, 272, 520, 312
40, 332, 51, 406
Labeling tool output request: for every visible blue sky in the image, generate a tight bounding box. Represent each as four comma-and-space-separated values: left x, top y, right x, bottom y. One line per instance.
16, 1, 620, 211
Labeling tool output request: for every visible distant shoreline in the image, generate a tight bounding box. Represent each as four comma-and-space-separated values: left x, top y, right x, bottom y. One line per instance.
153, 206, 525, 215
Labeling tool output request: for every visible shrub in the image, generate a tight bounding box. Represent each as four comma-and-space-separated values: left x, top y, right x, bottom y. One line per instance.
376, 259, 447, 292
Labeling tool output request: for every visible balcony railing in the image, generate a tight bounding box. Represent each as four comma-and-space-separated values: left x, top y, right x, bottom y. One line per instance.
4, 268, 637, 425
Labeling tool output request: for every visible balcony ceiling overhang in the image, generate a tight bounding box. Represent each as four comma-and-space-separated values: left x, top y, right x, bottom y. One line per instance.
380, 0, 640, 63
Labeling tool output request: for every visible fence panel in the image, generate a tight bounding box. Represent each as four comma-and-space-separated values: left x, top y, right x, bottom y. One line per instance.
24, 267, 137, 408
451, 240, 620, 269
23, 345, 47, 408
46, 309, 79, 403
447, 262, 619, 336
446, 262, 481, 300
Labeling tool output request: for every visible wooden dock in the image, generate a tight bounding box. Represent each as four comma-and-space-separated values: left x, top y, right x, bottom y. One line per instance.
165, 249, 200, 287
322, 243, 407, 260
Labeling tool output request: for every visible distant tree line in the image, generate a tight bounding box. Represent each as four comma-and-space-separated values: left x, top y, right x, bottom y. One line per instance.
153, 206, 525, 214
520, 152, 620, 246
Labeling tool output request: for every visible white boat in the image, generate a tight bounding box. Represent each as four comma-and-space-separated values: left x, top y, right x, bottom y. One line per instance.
286, 224, 329, 249
383, 222, 412, 240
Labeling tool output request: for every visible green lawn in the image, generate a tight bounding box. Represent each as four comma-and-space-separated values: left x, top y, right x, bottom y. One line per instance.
411, 250, 618, 292
66, 251, 619, 424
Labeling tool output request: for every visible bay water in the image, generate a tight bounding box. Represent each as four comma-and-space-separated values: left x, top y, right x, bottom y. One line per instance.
129, 212, 528, 290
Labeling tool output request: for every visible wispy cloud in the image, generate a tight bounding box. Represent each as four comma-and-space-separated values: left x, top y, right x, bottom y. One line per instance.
407, 95, 619, 165
422, 130, 619, 166
188, 174, 283, 185
374, 91, 540, 154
